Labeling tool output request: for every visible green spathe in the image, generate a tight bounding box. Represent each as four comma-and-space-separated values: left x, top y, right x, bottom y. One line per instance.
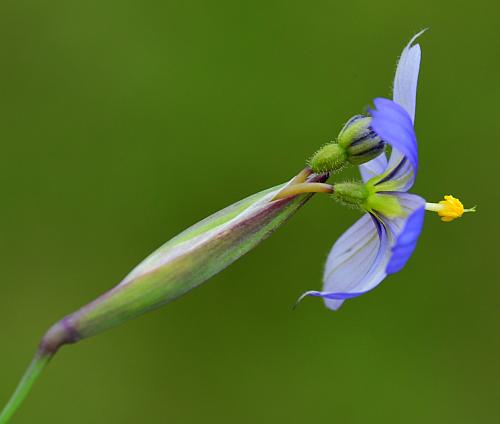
1, 173, 326, 423
42, 174, 326, 349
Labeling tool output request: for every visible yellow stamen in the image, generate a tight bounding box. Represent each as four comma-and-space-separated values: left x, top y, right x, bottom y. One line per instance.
425, 195, 476, 222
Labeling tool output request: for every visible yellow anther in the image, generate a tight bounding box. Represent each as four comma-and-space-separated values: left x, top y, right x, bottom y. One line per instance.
425, 195, 476, 222
438, 195, 464, 222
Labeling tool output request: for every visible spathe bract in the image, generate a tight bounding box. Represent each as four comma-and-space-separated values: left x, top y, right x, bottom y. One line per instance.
0, 172, 327, 423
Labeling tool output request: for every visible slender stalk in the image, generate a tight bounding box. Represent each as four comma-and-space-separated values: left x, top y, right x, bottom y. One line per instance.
274, 182, 333, 200
288, 166, 313, 185
0, 352, 51, 424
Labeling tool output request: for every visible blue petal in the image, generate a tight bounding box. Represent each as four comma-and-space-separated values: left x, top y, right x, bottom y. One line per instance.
371, 98, 418, 171
299, 193, 425, 311
299, 213, 390, 311
359, 154, 388, 183
370, 98, 418, 191
385, 196, 425, 274
393, 30, 425, 123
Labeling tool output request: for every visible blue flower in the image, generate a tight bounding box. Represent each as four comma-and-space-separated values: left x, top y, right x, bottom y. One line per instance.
301, 32, 428, 310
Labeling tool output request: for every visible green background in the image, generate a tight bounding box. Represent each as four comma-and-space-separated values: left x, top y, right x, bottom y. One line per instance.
0, 1, 498, 423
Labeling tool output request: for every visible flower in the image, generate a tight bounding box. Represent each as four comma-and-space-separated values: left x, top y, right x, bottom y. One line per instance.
300, 31, 446, 310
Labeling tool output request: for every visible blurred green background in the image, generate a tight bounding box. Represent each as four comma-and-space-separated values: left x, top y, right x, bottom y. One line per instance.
0, 1, 498, 423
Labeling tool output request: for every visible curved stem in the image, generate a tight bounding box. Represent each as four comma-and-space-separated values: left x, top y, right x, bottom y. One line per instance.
274, 182, 333, 200
0, 352, 51, 424
288, 166, 313, 185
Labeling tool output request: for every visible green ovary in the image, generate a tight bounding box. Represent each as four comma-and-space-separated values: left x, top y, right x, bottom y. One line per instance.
365, 193, 404, 218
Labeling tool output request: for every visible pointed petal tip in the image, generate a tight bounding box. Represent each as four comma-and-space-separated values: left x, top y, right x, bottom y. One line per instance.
408, 28, 428, 47
293, 290, 322, 310
392, 29, 428, 123
295, 290, 346, 311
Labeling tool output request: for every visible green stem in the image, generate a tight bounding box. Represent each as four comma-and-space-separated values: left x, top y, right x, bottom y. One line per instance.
0, 352, 51, 423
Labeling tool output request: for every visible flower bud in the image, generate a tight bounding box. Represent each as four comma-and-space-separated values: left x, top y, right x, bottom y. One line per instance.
308, 143, 347, 174
338, 115, 386, 165
308, 115, 386, 174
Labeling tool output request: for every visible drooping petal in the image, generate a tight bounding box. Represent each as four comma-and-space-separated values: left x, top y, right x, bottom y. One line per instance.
300, 213, 390, 310
371, 98, 417, 170
382, 193, 426, 274
370, 98, 418, 191
393, 30, 425, 123
300, 193, 425, 311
